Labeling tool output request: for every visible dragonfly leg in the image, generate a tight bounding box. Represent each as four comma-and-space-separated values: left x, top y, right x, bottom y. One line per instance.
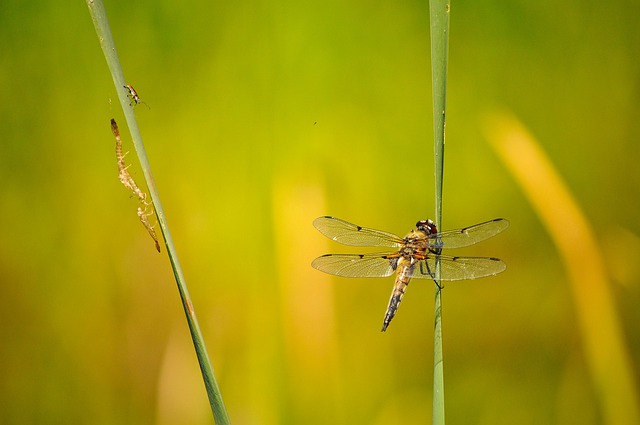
422, 259, 443, 289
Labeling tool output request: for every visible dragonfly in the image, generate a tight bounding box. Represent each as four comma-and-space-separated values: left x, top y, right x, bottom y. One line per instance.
311, 216, 509, 331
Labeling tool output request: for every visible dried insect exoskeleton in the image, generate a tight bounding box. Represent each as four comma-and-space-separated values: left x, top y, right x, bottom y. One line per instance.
138, 206, 161, 253
111, 119, 147, 204
111, 118, 160, 252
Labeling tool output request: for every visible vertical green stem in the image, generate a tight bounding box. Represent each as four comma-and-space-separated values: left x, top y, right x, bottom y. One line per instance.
86, 1, 230, 423
429, 0, 450, 424
430, 1, 449, 229
432, 288, 444, 424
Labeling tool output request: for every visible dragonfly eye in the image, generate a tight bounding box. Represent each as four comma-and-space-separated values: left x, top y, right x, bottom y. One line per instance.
416, 219, 438, 235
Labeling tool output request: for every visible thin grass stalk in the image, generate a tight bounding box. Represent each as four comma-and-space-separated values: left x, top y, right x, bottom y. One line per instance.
85, 1, 230, 423
429, 0, 450, 424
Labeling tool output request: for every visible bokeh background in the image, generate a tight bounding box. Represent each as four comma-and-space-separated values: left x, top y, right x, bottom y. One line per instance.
1, 0, 639, 424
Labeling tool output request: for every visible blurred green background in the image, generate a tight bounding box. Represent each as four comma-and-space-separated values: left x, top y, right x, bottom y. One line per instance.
1, 0, 639, 424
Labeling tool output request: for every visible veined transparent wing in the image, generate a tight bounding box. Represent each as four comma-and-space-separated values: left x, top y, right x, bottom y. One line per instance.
411, 254, 506, 281
311, 253, 398, 278
313, 216, 403, 248
429, 218, 509, 249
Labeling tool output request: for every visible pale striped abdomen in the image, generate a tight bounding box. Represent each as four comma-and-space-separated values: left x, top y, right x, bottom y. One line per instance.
381, 258, 413, 331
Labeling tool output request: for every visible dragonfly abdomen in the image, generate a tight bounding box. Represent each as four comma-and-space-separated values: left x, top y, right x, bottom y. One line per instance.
381, 260, 413, 331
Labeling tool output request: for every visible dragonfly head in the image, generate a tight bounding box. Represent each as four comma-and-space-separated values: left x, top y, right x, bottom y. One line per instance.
416, 219, 438, 235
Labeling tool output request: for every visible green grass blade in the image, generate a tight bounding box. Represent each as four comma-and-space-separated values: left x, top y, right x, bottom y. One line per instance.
430, 0, 449, 229
429, 0, 450, 424
432, 287, 445, 424
86, 1, 231, 423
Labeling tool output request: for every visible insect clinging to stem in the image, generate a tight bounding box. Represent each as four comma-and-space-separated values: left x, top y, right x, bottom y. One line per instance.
124, 84, 150, 109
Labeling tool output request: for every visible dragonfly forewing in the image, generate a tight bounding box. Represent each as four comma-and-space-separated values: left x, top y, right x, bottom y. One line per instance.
430, 218, 509, 249
410, 255, 507, 281
311, 253, 398, 278
313, 216, 403, 248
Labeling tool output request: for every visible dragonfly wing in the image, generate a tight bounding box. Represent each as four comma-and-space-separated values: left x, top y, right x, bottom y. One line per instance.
429, 218, 509, 249
411, 254, 506, 281
311, 253, 397, 278
313, 216, 403, 248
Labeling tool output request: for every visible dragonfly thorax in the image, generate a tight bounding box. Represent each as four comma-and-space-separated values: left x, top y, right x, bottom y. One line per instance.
400, 232, 429, 258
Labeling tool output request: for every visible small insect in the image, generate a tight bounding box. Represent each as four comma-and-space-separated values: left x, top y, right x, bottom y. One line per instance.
124, 84, 150, 109
138, 206, 161, 252
111, 119, 147, 203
